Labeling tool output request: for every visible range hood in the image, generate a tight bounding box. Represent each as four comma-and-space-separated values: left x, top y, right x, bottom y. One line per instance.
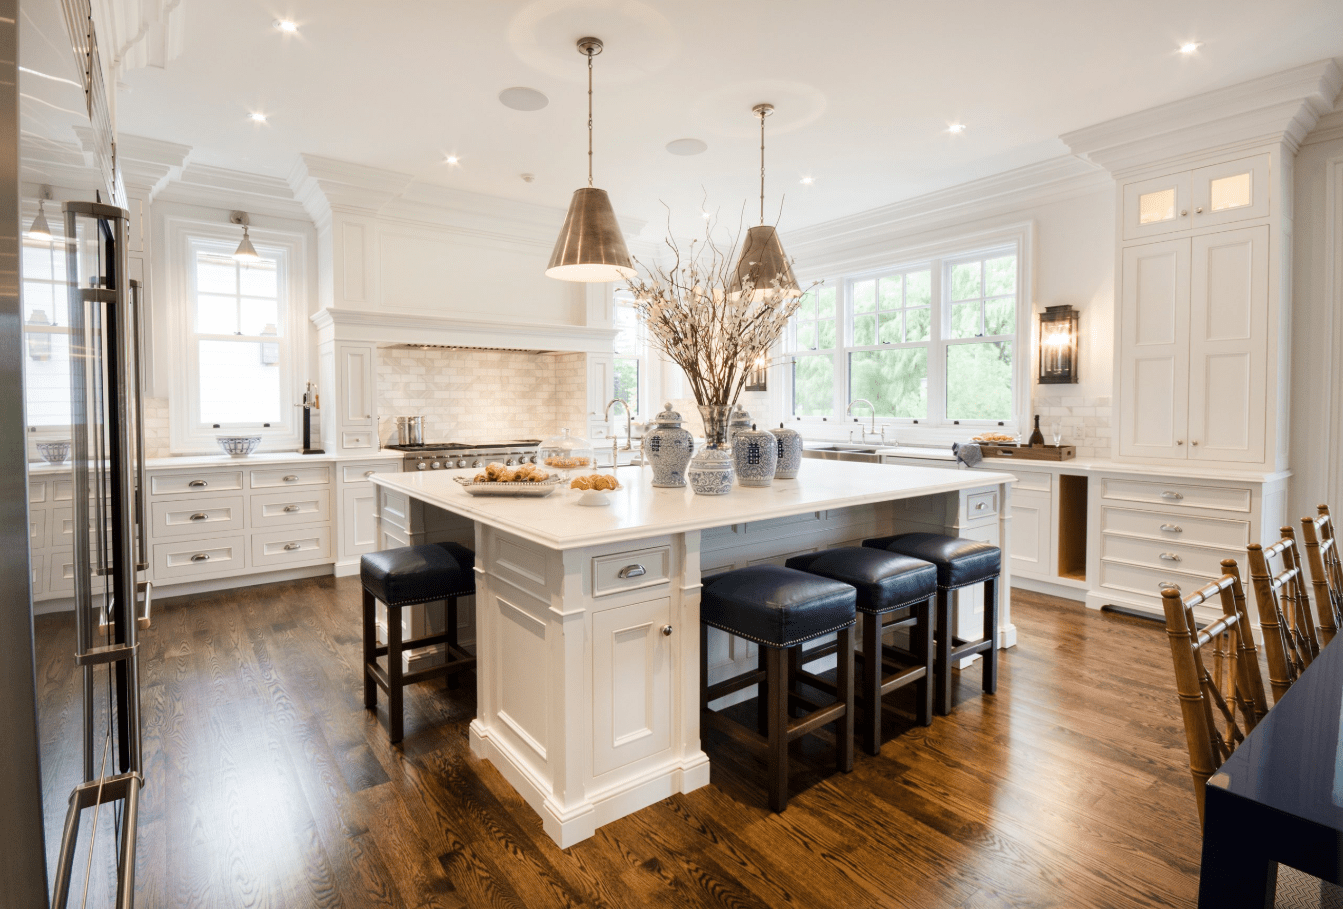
310, 307, 617, 355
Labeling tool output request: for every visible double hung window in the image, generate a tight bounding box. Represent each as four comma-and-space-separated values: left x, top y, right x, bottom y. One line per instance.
612, 297, 646, 419
21, 235, 72, 428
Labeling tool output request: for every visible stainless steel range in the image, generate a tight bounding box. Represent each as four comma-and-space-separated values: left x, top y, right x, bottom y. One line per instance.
387, 440, 541, 472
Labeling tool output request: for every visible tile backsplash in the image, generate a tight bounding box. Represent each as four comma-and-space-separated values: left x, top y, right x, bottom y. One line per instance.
377, 348, 588, 444
1031, 395, 1112, 459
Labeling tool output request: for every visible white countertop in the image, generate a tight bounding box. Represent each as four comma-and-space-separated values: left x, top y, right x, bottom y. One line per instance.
371, 459, 1015, 550
27, 449, 403, 474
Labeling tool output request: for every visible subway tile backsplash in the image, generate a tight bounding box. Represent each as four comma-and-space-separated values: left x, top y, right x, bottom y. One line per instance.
1032, 395, 1112, 460
377, 348, 587, 445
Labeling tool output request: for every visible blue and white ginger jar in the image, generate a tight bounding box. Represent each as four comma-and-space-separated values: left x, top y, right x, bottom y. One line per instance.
733, 424, 778, 487
644, 402, 695, 488
687, 404, 735, 496
727, 405, 752, 449
770, 424, 803, 479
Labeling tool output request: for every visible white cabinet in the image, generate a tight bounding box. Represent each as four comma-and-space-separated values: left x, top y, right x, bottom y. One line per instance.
1009, 490, 1051, 578
591, 596, 673, 776
1121, 154, 1269, 241
1122, 171, 1193, 241
587, 353, 613, 440
319, 340, 378, 455
336, 459, 401, 570
1118, 225, 1269, 464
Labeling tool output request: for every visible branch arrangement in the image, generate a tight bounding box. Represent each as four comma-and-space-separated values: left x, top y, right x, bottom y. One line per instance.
625, 218, 816, 407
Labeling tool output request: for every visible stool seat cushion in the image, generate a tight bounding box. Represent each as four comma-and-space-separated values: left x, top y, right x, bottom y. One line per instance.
863, 532, 1001, 589
701, 565, 856, 648
785, 548, 937, 614
361, 542, 476, 606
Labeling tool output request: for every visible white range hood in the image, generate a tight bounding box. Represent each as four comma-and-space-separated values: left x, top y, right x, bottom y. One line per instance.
310, 307, 617, 354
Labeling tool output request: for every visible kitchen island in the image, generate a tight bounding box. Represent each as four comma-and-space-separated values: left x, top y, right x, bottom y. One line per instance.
370, 459, 1016, 846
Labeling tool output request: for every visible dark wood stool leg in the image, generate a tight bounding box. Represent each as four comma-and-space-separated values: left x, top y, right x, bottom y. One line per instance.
362, 589, 377, 711
915, 594, 934, 726
836, 625, 854, 774
982, 577, 998, 695
445, 597, 460, 690
935, 589, 953, 716
387, 603, 404, 745
767, 646, 790, 812
756, 643, 770, 736
860, 612, 882, 755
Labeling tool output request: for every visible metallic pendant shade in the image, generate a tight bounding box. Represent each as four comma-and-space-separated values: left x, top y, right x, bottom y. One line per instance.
230, 210, 260, 262
546, 36, 635, 283
28, 186, 52, 239
731, 103, 801, 301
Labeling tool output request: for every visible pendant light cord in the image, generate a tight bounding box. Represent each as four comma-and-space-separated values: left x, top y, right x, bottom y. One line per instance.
587, 51, 594, 187
759, 109, 766, 224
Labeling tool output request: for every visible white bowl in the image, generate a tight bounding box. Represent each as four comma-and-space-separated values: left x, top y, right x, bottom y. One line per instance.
216, 436, 262, 457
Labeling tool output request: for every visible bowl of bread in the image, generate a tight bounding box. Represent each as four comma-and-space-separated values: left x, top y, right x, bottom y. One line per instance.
569, 472, 622, 506
454, 461, 562, 497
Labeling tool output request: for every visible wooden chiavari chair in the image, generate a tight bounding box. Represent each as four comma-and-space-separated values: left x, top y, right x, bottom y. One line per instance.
1161, 560, 1268, 824
1300, 505, 1343, 647
1248, 528, 1321, 702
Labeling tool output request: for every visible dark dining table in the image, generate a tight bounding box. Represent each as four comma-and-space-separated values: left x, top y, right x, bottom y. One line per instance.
1199, 635, 1343, 907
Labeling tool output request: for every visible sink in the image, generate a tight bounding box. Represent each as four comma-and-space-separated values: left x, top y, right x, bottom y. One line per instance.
801, 445, 881, 463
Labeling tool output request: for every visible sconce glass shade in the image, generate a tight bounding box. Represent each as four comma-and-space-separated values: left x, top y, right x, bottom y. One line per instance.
729, 225, 801, 301
546, 187, 636, 282
28, 200, 51, 240
1038, 304, 1079, 384
234, 225, 259, 263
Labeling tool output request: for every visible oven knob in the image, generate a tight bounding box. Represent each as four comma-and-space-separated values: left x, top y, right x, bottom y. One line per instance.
416, 462, 426, 471
457, 459, 467, 468
527, 454, 537, 464
430, 461, 441, 470
505, 457, 515, 466
472, 459, 482, 468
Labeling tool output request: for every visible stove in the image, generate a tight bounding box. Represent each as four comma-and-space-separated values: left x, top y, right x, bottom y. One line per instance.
386, 440, 541, 472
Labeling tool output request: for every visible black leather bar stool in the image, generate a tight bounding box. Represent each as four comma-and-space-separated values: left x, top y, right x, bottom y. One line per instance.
699, 565, 856, 812
785, 548, 937, 754
863, 532, 1000, 716
361, 542, 477, 744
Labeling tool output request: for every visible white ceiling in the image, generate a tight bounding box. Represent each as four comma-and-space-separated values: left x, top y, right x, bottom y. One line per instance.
21, 0, 1343, 240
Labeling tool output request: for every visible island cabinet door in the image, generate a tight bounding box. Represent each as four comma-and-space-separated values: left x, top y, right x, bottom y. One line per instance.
591, 596, 672, 777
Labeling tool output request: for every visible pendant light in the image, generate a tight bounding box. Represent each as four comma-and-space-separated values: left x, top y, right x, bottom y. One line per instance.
546, 37, 635, 283
230, 210, 260, 263
731, 104, 801, 301
28, 185, 53, 240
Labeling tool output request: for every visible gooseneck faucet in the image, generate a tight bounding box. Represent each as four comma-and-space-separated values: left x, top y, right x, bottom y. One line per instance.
605, 398, 643, 466
847, 398, 887, 445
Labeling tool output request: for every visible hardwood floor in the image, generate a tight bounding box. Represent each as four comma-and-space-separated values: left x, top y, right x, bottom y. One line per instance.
34, 578, 1202, 909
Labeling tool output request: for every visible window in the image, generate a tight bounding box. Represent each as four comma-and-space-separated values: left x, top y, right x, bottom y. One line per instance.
612, 297, 646, 418
21, 235, 72, 428
784, 240, 1023, 430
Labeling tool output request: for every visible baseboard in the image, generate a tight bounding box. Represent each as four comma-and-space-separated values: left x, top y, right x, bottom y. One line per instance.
34, 563, 336, 613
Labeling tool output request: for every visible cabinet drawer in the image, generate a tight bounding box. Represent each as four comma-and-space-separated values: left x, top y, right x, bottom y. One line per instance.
1099, 559, 1202, 599
593, 546, 671, 597
251, 489, 331, 528
341, 431, 375, 450
153, 535, 246, 579
1101, 506, 1250, 549
151, 496, 245, 538
1008, 469, 1051, 492
379, 488, 412, 532
30, 553, 44, 597
30, 480, 47, 504
52, 507, 111, 546
341, 462, 400, 484
1101, 477, 1250, 513
250, 466, 331, 489
30, 509, 47, 548
1101, 532, 1231, 577
48, 549, 77, 594
966, 490, 999, 521
251, 526, 332, 568
150, 469, 244, 496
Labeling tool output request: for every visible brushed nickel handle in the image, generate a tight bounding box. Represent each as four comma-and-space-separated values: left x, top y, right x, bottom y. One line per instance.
283, 474, 299, 482
1160, 523, 1183, 533
662, 625, 673, 636
975, 501, 987, 510
1161, 491, 1184, 500
284, 505, 301, 513
189, 512, 208, 521
188, 479, 208, 488
1176, 440, 1184, 445
618, 564, 646, 579
190, 553, 210, 562
1180, 210, 1188, 216
1196, 207, 1203, 213
1159, 552, 1182, 562
364, 470, 375, 477
1191, 441, 1199, 446
283, 542, 301, 551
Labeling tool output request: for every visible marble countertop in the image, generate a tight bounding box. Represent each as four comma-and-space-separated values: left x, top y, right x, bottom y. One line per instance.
28, 448, 403, 474
371, 459, 1015, 550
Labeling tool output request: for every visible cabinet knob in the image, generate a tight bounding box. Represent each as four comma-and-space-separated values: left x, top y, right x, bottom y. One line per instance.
1196, 207, 1203, 214
189, 512, 208, 521
188, 479, 208, 488
1191, 441, 1199, 446
1176, 440, 1184, 445
662, 625, 673, 636
1159, 552, 1182, 562
1180, 210, 1188, 217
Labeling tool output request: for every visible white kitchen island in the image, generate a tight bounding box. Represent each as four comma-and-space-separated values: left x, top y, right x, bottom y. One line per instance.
370, 459, 1016, 847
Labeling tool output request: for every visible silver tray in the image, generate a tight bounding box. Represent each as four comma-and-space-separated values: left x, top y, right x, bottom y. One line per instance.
454, 476, 563, 497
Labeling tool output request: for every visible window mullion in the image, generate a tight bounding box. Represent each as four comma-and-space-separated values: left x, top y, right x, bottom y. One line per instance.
929, 258, 947, 425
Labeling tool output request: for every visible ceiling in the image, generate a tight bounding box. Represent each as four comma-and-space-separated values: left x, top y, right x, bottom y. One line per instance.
20, 0, 1343, 241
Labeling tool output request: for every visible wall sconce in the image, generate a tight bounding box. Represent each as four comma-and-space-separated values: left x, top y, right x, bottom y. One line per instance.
1038, 305, 1079, 384
28, 186, 53, 240
745, 354, 769, 392
229, 211, 259, 263
27, 309, 52, 361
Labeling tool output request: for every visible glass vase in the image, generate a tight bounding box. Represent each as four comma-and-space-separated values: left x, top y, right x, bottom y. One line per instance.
686, 404, 735, 496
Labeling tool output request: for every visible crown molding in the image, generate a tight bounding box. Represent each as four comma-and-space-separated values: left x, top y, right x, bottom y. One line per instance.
111, 131, 191, 193
1063, 58, 1343, 175
287, 154, 416, 228
153, 162, 309, 220
310, 307, 617, 354
20, 134, 104, 192
1302, 103, 1343, 149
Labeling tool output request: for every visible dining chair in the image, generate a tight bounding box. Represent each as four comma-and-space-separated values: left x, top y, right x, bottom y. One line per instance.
1300, 505, 1343, 648
1161, 560, 1268, 824
1248, 529, 1320, 703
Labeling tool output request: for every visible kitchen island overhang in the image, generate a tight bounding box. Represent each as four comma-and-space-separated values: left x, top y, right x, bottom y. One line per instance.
370, 460, 1016, 847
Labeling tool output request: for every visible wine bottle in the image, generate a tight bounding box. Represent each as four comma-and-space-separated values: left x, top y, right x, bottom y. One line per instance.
1028, 414, 1045, 447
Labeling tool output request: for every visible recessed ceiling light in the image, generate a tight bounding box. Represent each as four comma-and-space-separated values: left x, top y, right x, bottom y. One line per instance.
520, 173, 535, 183
800, 176, 814, 185
1179, 41, 1202, 54
947, 123, 966, 134
274, 19, 298, 33
498, 87, 549, 111
249, 112, 267, 123
445, 155, 459, 165
666, 138, 708, 156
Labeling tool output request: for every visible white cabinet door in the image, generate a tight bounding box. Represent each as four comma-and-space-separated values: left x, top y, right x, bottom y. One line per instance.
340, 485, 380, 560
1009, 490, 1052, 579
1191, 155, 1270, 231
591, 596, 672, 777
1187, 226, 1268, 463
1122, 171, 1193, 241
338, 343, 375, 421
1118, 238, 1191, 460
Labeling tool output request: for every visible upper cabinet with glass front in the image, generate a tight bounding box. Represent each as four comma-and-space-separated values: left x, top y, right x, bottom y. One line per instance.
1121, 154, 1269, 241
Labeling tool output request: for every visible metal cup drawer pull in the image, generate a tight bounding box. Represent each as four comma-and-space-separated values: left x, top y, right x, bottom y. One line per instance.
283, 505, 300, 513
188, 479, 208, 488
283, 542, 301, 551
1159, 552, 1182, 562
283, 475, 299, 482
190, 553, 210, 562
189, 512, 208, 522
364, 470, 375, 477
1161, 490, 1184, 500
1160, 523, 1183, 533
618, 564, 646, 579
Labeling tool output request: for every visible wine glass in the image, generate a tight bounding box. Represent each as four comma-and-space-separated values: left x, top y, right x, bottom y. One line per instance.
1052, 426, 1063, 447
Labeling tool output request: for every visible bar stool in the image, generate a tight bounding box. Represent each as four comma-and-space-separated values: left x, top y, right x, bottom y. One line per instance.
785, 548, 937, 754
699, 565, 856, 812
361, 542, 477, 744
863, 532, 1000, 716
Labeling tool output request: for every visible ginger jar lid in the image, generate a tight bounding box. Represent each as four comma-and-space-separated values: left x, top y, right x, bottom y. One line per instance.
653, 402, 684, 427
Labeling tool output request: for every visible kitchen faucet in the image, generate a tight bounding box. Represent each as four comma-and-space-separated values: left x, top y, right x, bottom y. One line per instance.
847, 398, 888, 445
604, 398, 644, 466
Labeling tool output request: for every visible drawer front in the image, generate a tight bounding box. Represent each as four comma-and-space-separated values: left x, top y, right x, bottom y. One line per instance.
1100, 559, 1201, 599
153, 535, 247, 579
341, 431, 375, 450
52, 507, 111, 546
30, 480, 47, 504
1101, 477, 1251, 513
593, 546, 672, 597
1101, 506, 1250, 550
48, 549, 77, 594
150, 469, 245, 496
380, 488, 411, 532
341, 461, 401, 484
30, 509, 47, 548
30, 553, 45, 597
1101, 532, 1231, 577
151, 496, 246, 538
250, 466, 331, 489
966, 490, 999, 521
251, 526, 333, 568
1008, 469, 1052, 493
251, 489, 332, 528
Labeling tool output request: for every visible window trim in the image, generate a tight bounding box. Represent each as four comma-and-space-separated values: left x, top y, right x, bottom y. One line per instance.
165, 216, 309, 454
21, 233, 74, 430
611, 294, 648, 421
